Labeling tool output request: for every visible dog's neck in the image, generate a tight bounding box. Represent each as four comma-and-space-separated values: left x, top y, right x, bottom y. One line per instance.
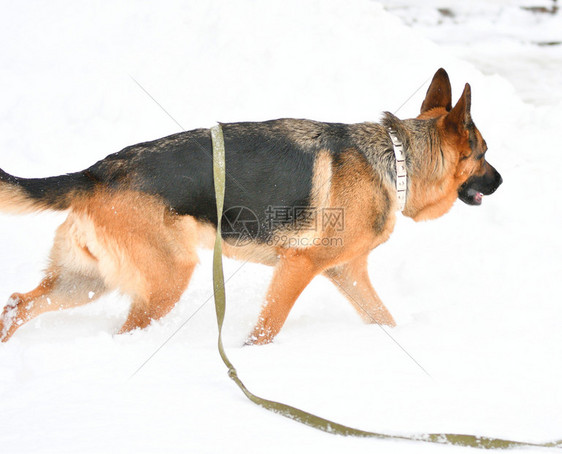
354, 113, 446, 217
382, 114, 462, 220
380, 113, 444, 179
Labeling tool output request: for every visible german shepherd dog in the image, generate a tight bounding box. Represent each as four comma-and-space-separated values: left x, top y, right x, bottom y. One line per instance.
0, 69, 501, 344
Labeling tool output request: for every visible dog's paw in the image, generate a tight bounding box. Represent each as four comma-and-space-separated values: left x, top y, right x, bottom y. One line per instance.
0, 295, 23, 342
244, 330, 274, 346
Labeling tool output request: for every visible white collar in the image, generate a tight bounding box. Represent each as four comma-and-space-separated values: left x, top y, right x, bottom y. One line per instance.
387, 129, 407, 212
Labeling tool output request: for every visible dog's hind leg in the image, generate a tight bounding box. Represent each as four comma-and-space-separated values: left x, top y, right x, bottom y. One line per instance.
79, 197, 201, 336
0, 193, 200, 341
0, 216, 108, 341
0, 267, 107, 342
117, 259, 196, 334
323, 254, 396, 327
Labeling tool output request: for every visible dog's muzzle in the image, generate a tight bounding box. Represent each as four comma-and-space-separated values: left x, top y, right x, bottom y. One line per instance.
458, 162, 502, 206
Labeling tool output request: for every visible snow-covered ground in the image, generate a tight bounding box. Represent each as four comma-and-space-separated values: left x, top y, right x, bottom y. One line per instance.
0, 1, 560, 453
383, 0, 562, 107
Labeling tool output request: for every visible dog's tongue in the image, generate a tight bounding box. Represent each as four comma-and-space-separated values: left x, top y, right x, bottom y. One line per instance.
467, 188, 483, 205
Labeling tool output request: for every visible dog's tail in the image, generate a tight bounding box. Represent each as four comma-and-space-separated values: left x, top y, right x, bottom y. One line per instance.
0, 168, 94, 214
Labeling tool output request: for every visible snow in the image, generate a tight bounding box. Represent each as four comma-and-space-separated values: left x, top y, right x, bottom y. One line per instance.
0, 0, 561, 453
384, 0, 562, 107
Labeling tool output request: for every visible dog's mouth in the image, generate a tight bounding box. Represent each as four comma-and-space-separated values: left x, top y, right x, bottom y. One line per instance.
458, 166, 502, 206
459, 187, 483, 206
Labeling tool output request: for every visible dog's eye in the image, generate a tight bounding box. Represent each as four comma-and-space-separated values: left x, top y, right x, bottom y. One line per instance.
476, 152, 486, 161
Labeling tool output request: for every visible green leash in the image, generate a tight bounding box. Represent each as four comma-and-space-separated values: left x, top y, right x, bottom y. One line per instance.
210, 124, 560, 450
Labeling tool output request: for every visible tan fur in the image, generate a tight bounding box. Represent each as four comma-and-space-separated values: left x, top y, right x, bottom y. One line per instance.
0, 185, 44, 214
324, 254, 394, 326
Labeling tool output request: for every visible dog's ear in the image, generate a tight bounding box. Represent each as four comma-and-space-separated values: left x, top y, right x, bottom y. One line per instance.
420, 68, 452, 113
445, 83, 472, 131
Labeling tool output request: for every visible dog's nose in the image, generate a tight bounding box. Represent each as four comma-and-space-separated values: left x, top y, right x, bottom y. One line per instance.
496, 172, 503, 188
486, 163, 502, 193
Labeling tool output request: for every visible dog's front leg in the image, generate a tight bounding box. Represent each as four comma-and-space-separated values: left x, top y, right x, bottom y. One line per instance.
323, 254, 396, 327
247, 251, 319, 345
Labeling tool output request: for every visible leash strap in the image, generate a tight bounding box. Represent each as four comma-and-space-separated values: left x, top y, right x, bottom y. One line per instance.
210, 123, 561, 450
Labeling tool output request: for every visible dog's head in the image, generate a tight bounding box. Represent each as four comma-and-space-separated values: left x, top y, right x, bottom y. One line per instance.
417, 69, 502, 207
